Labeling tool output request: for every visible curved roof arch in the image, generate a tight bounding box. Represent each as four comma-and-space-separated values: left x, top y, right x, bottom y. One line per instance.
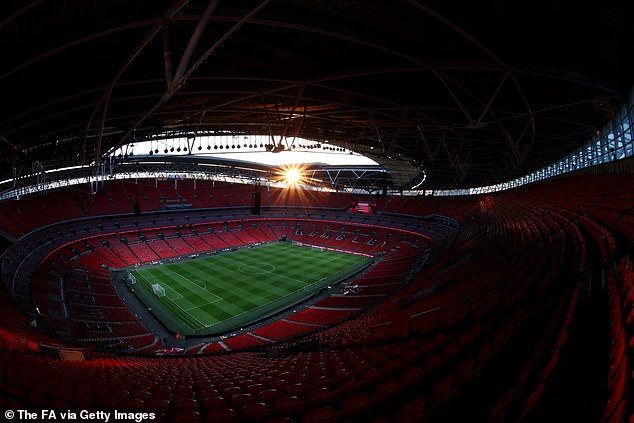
1, 0, 632, 190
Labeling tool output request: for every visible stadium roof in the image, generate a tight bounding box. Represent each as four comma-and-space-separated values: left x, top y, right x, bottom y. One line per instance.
1, 0, 633, 191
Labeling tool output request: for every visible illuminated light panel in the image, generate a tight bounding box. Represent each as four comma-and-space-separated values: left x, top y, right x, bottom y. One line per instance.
117, 136, 378, 166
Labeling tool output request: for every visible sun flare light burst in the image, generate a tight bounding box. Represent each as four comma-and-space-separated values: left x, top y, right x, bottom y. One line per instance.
280, 165, 305, 186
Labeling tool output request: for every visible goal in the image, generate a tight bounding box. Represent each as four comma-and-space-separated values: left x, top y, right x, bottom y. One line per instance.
311, 245, 325, 252
152, 283, 166, 298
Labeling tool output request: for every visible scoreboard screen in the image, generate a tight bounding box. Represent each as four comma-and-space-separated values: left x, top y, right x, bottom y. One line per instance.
349, 201, 377, 214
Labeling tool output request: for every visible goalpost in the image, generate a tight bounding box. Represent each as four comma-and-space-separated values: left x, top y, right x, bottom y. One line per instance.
311, 245, 325, 252
152, 283, 166, 298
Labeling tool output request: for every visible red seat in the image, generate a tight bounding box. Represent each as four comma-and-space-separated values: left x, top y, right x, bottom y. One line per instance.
395, 396, 428, 423
229, 393, 257, 408
275, 396, 310, 416
174, 398, 199, 412
245, 383, 266, 396
601, 399, 627, 423
334, 378, 362, 396
204, 408, 240, 423
240, 402, 276, 422
487, 389, 515, 423
286, 383, 312, 397
263, 418, 295, 423
340, 393, 375, 420
222, 386, 242, 397
308, 387, 338, 406
361, 367, 383, 385
146, 398, 171, 411
258, 388, 284, 403
202, 396, 227, 411
518, 383, 545, 421
300, 406, 344, 423
169, 411, 201, 423
373, 377, 403, 403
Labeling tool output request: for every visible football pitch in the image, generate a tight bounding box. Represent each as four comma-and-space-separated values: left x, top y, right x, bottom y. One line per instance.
129, 242, 372, 336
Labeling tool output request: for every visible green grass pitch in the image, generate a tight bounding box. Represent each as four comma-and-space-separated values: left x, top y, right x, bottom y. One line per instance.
129, 242, 372, 336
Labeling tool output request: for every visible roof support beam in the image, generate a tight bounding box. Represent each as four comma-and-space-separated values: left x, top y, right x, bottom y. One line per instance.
0, 134, 16, 149
279, 85, 306, 150
182, 0, 274, 82
162, 19, 175, 90
369, 110, 386, 153
110, 0, 273, 158
260, 94, 277, 146
0, 0, 44, 31
0, 134, 17, 188
289, 106, 308, 148
387, 110, 409, 155
432, 70, 474, 123
442, 133, 471, 182
170, 0, 221, 95
418, 126, 442, 162
86, 0, 192, 164
473, 71, 509, 128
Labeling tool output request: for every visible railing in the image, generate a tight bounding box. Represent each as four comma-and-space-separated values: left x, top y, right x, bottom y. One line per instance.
409, 306, 442, 335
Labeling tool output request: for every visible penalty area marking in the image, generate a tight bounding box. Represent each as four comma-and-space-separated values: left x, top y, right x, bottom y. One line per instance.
161, 271, 222, 301
150, 271, 224, 323
168, 276, 221, 328
134, 272, 184, 301
133, 271, 210, 327
237, 263, 276, 275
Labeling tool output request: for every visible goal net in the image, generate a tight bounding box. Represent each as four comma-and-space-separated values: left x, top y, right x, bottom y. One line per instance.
311, 245, 324, 252
152, 283, 166, 298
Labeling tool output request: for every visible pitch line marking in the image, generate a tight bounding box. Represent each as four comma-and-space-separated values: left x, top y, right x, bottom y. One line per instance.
134, 270, 219, 327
